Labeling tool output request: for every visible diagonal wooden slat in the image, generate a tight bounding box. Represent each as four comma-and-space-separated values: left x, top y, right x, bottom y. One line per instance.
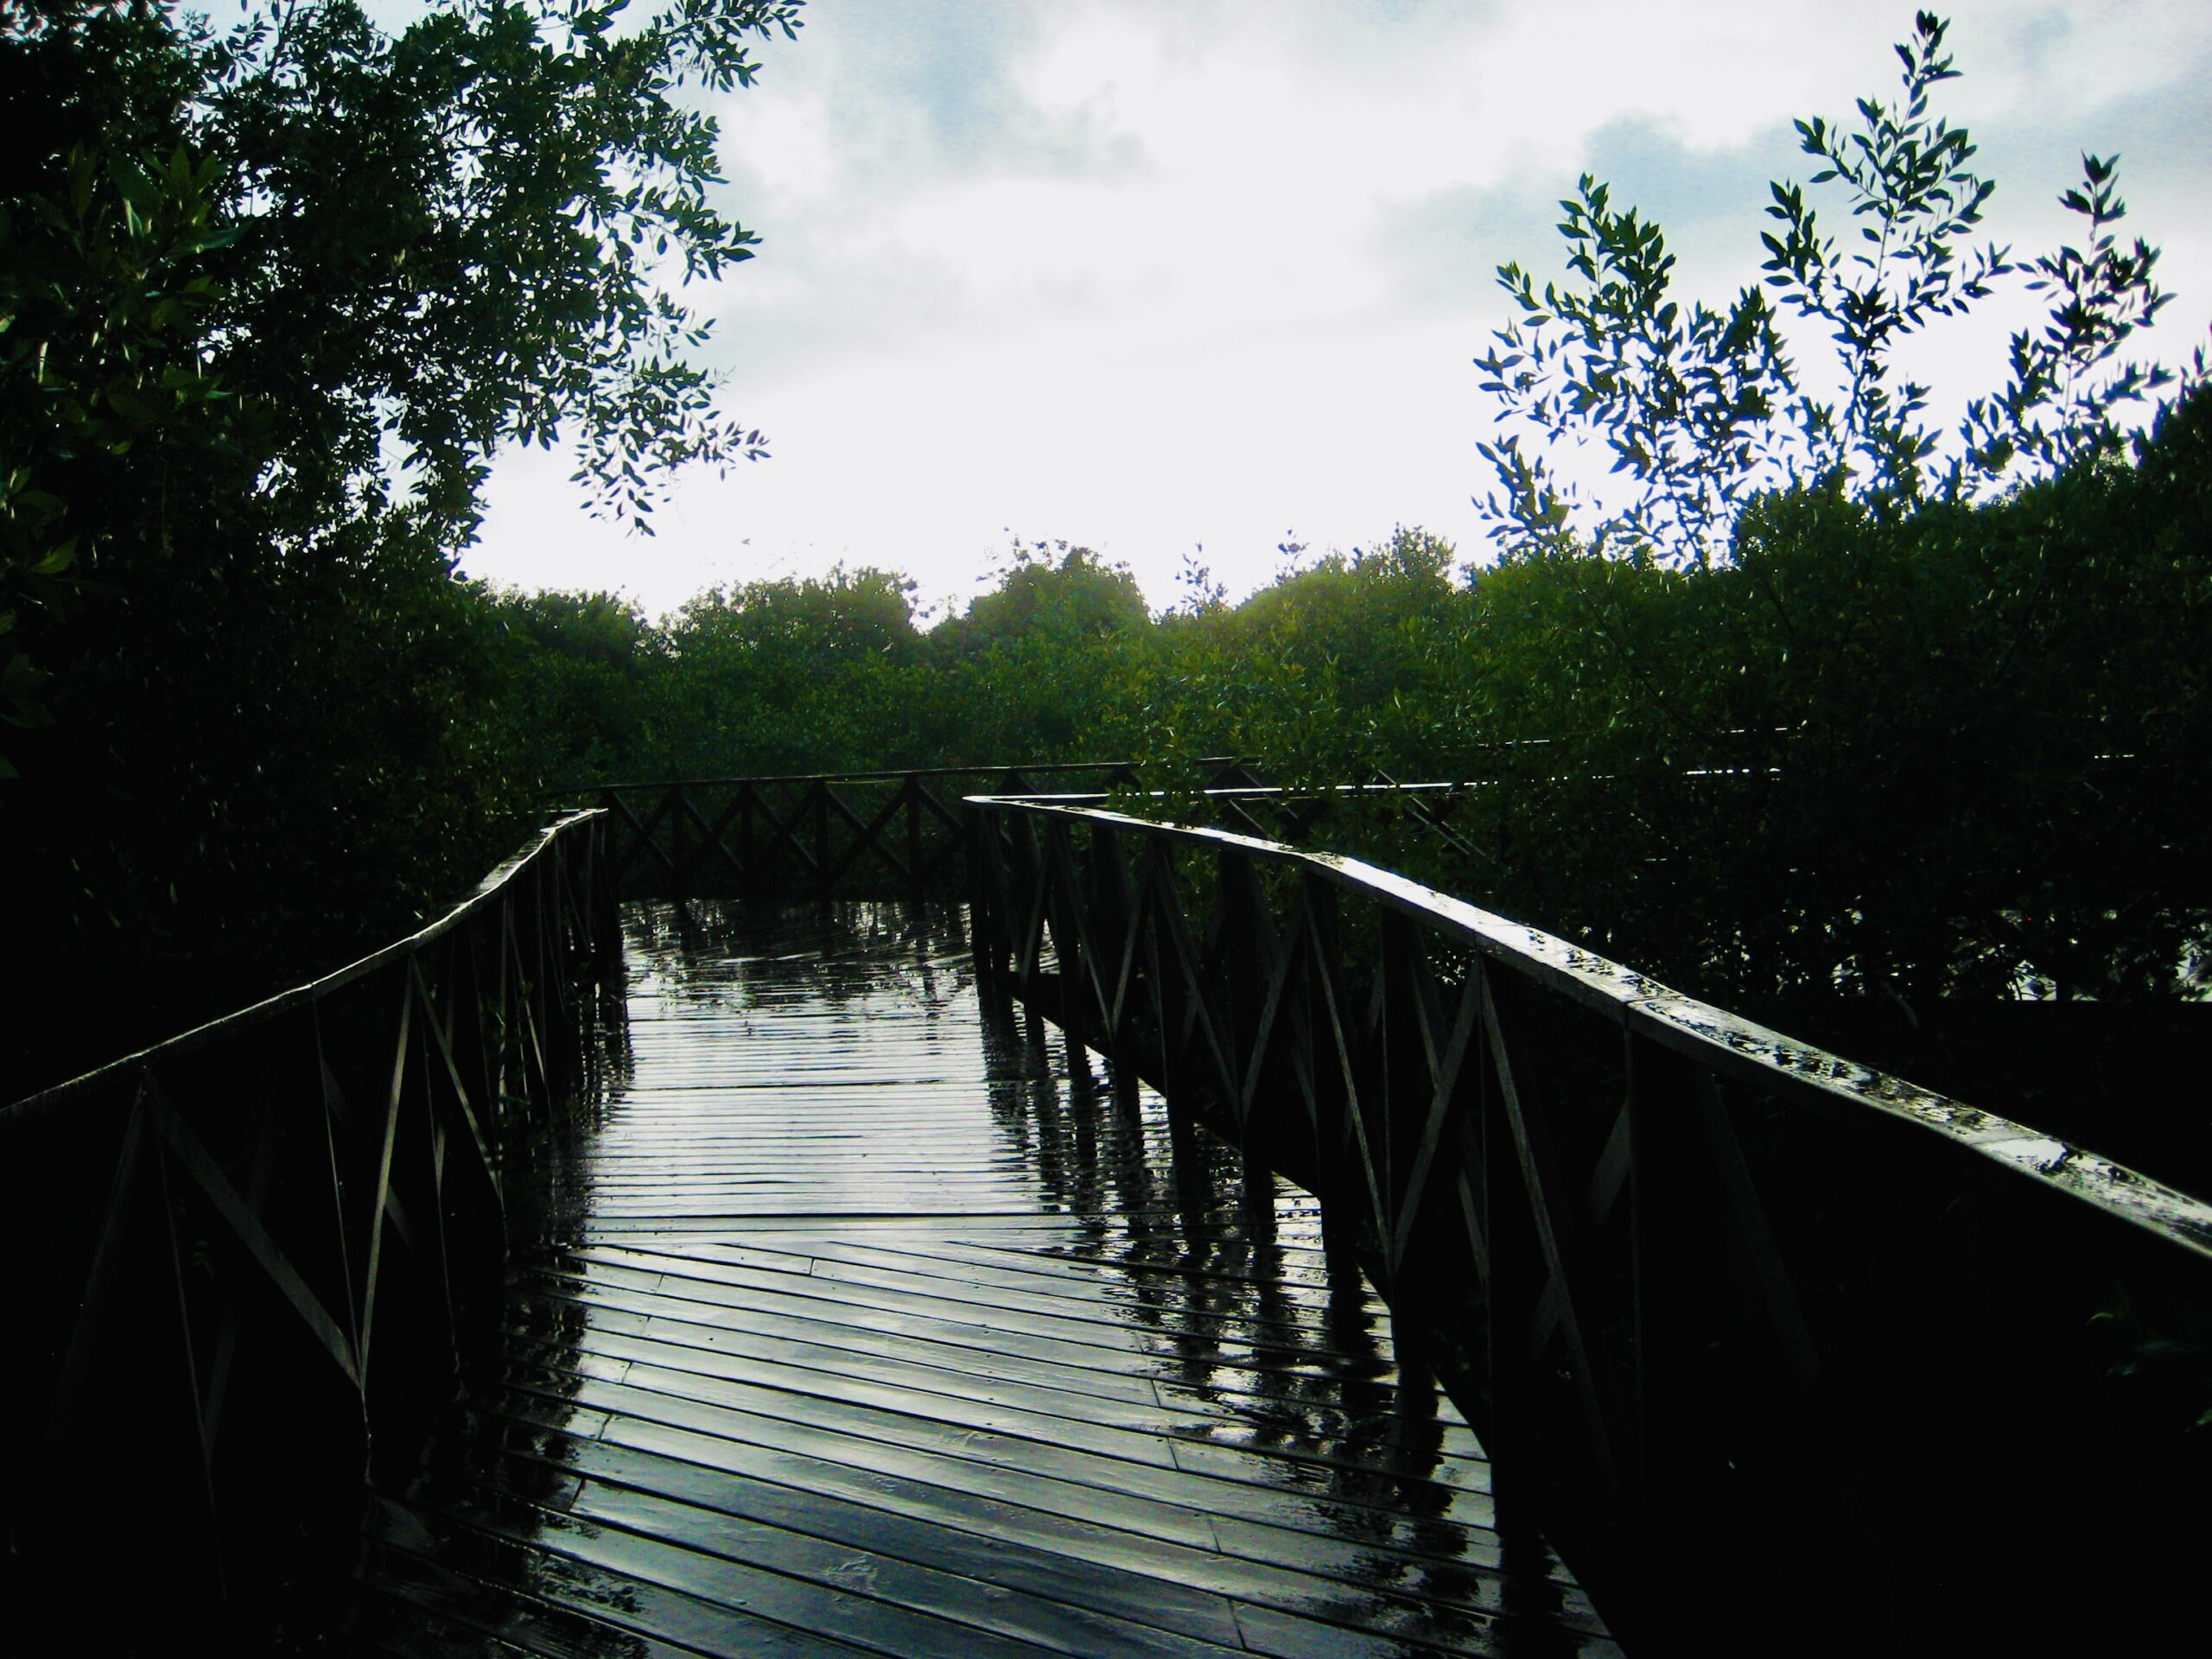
502, 902, 554, 1112
604, 785, 679, 882
1040, 817, 1109, 1046
1139, 839, 1242, 1117
1210, 852, 1282, 1137
1236, 874, 1309, 1120
1391, 974, 1482, 1278
200, 1045, 290, 1445
1300, 877, 1389, 1237
1010, 816, 1053, 991
151, 1128, 227, 1596
1688, 1073, 1821, 1389
679, 785, 753, 883
821, 780, 913, 888
747, 783, 827, 880
411, 961, 507, 1233
315, 1015, 366, 1365
1450, 1121, 1495, 1285
1584, 1100, 1635, 1237
144, 1077, 362, 1391
357, 972, 415, 1385
44, 1078, 158, 1472
1095, 825, 1147, 1046
1681, 1072, 1914, 1634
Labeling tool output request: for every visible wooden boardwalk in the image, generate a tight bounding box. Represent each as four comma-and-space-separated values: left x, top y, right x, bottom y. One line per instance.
347, 903, 1619, 1659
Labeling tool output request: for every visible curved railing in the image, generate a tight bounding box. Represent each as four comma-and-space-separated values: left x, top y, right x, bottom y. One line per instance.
583, 759, 1499, 901
584, 762, 1142, 899
0, 809, 619, 1625
965, 796, 2212, 1654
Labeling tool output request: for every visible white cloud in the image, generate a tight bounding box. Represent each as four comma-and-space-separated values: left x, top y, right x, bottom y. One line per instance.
467, 0, 2212, 617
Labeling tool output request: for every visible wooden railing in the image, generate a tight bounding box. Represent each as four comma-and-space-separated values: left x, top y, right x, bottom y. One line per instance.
965, 796, 2212, 1655
0, 810, 620, 1627
585, 762, 1141, 899
587, 759, 1512, 901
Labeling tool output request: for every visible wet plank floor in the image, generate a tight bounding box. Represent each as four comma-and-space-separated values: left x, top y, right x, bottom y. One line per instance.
348, 903, 1619, 1658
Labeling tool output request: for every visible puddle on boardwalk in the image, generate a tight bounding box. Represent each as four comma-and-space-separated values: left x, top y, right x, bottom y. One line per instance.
349, 899, 1617, 1658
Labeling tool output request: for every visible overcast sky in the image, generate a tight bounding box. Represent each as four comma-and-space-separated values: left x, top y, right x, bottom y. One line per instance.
456, 0, 2212, 619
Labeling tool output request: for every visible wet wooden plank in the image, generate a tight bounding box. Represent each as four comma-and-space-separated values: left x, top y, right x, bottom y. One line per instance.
487, 1292, 1499, 1511
346, 1545, 696, 1659
429, 1389, 1602, 1651
420, 1424, 1255, 1647
416, 1444, 1253, 1659
510, 1254, 1402, 1392
363, 1492, 913, 1659
486, 1293, 1495, 1486
354, 901, 1619, 1658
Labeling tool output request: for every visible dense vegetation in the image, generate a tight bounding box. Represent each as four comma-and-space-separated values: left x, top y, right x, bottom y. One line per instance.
3, 0, 798, 1086
483, 385, 2209, 1021
5, 2, 2206, 1165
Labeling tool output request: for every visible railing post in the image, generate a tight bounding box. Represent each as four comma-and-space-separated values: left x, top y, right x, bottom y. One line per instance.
1296, 872, 1361, 1224
805, 780, 831, 895
965, 806, 1001, 996
669, 785, 690, 899
1471, 960, 1540, 1496
1618, 1027, 1715, 1649
738, 782, 755, 896
902, 777, 922, 895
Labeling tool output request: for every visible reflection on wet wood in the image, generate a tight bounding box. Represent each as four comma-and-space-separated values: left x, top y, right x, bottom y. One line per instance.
351, 902, 1618, 1658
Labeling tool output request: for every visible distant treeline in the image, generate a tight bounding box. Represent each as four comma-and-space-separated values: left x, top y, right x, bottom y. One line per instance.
10, 386, 2208, 1098
506, 388, 2209, 1010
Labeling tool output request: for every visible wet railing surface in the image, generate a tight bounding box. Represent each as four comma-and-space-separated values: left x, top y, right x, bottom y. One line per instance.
964, 798, 2212, 1655
350, 901, 1620, 1657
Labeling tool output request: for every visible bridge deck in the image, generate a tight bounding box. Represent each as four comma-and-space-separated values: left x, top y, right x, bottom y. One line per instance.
348, 904, 1618, 1658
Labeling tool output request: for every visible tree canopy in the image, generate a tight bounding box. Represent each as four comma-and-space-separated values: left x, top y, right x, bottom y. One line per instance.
1472, 10, 2199, 568
3, 0, 797, 772
3, 0, 802, 1085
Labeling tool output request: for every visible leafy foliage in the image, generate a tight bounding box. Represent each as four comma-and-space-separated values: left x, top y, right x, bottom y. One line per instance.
1474, 10, 2199, 566
1477, 181, 1798, 565
3, 0, 799, 1089
3, 0, 797, 769
1960, 152, 2178, 480
190, 0, 791, 537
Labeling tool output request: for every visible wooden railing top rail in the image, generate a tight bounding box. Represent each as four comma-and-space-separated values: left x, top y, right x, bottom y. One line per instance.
969, 795, 2212, 1264
571, 760, 1141, 794
966, 780, 1487, 801
2, 807, 607, 1128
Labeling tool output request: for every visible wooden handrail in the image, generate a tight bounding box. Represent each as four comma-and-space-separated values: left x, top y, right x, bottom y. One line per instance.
970, 798, 2212, 1262
0, 809, 621, 1622
963, 793, 2212, 1654
587, 766, 1148, 901
3, 808, 607, 1127
583, 764, 1505, 903
565, 759, 1145, 792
